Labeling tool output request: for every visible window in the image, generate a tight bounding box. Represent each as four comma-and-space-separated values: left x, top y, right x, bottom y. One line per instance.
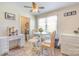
47, 16, 57, 32
38, 15, 57, 32
38, 18, 46, 31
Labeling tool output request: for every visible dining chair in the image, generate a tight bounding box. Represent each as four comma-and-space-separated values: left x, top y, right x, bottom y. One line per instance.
28, 36, 41, 56
41, 31, 55, 56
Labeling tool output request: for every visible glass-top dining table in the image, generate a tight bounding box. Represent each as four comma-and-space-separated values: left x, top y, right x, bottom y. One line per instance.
29, 32, 50, 45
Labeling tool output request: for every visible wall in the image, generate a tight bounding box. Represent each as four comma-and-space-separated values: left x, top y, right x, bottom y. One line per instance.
0, 3, 35, 36
35, 4, 79, 36
58, 4, 79, 35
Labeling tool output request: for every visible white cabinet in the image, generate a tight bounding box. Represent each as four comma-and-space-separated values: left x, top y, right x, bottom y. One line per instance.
0, 34, 25, 55
9, 34, 25, 48
61, 34, 79, 55
0, 37, 9, 55
18, 34, 25, 47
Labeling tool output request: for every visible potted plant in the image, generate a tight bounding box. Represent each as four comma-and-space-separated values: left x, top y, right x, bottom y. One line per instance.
39, 28, 43, 42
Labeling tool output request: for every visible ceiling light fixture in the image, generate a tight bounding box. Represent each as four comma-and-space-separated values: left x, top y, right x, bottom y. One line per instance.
24, 2, 44, 13
32, 2, 39, 12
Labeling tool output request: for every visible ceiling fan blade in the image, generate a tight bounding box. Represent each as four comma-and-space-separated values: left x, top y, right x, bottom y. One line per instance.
24, 6, 32, 8
30, 10, 32, 12
39, 6, 45, 9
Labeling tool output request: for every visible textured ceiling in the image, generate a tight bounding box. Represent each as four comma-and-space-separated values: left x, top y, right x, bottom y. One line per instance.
17, 2, 79, 15
0, 2, 78, 15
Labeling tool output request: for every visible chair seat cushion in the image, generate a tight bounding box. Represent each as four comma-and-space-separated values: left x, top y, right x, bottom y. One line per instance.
41, 43, 50, 48
43, 40, 50, 44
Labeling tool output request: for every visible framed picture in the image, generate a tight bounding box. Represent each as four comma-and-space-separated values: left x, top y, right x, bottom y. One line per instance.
67, 12, 72, 16
71, 11, 76, 15
64, 13, 68, 17
5, 12, 16, 20
64, 10, 77, 17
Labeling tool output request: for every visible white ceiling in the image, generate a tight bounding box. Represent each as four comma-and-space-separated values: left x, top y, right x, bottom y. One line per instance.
16, 2, 79, 15
1, 2, 79, 15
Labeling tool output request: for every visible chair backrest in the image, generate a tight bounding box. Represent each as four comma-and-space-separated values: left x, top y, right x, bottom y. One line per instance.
50, 31, 55, 48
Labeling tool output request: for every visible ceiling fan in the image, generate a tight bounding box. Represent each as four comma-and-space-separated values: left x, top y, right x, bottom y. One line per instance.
24, 2, 45, 13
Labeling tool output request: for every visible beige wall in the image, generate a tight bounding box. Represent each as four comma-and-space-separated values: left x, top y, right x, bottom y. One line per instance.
58, 4, 79, 35
0, 3, 35, 36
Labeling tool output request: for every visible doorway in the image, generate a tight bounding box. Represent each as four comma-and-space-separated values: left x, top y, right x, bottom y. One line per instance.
20, 16, 30, 41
